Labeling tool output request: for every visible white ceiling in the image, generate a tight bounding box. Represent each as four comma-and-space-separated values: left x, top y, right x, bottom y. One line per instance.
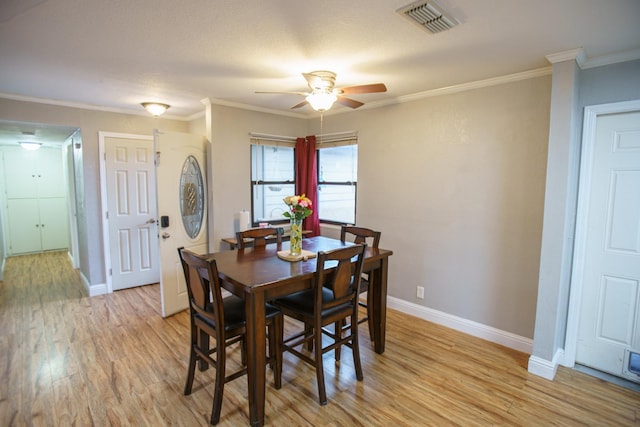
1, 0, 639, 130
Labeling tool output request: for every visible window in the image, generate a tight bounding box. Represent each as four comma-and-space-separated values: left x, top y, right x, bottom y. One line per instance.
317, 144, 357, 224
250, 143, 294, 224
250, 135, 358, 226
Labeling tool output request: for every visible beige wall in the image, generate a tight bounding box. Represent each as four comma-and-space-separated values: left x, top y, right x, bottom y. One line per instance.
312, 76, 551, 338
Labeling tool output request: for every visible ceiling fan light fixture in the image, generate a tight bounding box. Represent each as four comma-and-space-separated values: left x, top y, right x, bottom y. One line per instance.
19, 141, 43, 151
306, 92, 337, 112
141, 102, 170, 116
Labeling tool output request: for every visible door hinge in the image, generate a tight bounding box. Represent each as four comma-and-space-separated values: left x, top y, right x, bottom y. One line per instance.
109, 268, 112, 276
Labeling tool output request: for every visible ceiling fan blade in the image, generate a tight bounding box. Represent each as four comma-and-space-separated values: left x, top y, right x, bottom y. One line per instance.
291, 100, 309, 109
338, 83, 387, 95
336, 96, 364, 109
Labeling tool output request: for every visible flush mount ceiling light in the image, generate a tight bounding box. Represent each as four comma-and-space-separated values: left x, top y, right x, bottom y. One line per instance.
306, 91, 338, 112
19, 141, 43, 151
141, 102, 170, 116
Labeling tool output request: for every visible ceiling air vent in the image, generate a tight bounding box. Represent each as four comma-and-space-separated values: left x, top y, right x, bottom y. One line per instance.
397, 0, 459, 34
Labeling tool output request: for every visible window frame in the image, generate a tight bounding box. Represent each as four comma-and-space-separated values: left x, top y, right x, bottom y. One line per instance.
316, 139, 358, 225
248, 133, 358, 227
249, 140, 295, 227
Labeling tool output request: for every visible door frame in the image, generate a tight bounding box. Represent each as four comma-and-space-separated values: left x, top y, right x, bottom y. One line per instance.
63, 130, 81, 269
564, 99, 640, 367
98, 131, 155, 293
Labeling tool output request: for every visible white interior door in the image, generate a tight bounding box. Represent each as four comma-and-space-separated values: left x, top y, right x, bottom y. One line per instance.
6, 198, 41, 254
39, 197, 69, 251
576, 110, 640, 383
104, 134, 160, 290
155, 130, 208, 318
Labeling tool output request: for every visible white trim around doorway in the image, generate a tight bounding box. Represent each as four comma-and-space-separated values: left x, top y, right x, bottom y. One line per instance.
98, 131, 153, 294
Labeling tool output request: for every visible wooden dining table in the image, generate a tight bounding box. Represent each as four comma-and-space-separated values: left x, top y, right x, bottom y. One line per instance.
206, 236, 393, 427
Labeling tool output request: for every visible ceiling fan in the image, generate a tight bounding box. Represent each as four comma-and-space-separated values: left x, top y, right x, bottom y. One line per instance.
256, 71, 387, 112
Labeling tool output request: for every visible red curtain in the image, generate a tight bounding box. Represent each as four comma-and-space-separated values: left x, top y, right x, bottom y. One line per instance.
295, 136, 320, 236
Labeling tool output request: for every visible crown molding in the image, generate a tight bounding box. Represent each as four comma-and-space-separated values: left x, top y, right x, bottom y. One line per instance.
582, 47, 640, 69
205, 97, 307, 119
0, 92, 190, 121
546, 47, 640, 70
546, 48, 586, 66
388, 67, 552, 108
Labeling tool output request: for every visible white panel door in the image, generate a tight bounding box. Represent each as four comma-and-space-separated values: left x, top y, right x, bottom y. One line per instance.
105, 135, 160, 290
36, 148, 66, 197
156, 130, 207, 318
40, 198, 69, 250
6, 198, 41, 254
576, 110, 640, 382
3, 148, 38, 198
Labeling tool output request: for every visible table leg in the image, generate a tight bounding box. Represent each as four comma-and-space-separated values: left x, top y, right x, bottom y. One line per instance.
371, 258, 388, 354
245, 291, 267, 427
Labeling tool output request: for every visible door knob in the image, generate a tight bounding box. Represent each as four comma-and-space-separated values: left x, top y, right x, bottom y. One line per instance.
146, 218, 157, 224
161, 232, 170, 239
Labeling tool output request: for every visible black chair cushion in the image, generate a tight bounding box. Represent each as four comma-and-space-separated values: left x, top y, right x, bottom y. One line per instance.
197, 295, 282, 332
274, 287, 353, 319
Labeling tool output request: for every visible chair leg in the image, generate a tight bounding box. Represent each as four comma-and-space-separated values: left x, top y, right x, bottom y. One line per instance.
199, 329, 210, 371
275, 314, 283, 389
184, 345, 197, 395
351, 315, 364, 381
334, 320, 343, 362
210, 341, 226, 425
268, 315, 283, 389
267, 323, 275, 370
366, 291, 374, 341
240, 336, 247, 367
304, 323, 314, 351
314, 326, 328, 406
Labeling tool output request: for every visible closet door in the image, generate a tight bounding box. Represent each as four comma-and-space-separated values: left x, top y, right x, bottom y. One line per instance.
3, 149, 38, 198
40, 198, 69, 250
6, 199, 42, 254
3, 147, 65, 198
2, 146, 69, 255
36, 149, 66, 197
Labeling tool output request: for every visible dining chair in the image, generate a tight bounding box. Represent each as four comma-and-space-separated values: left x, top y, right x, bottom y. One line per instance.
340, 225, 381, 341
177, 247, 283, 425
272, 243, 366, 406
235, 227, 283, 249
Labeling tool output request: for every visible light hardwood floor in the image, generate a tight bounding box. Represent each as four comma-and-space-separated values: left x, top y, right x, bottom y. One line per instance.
1, 251, 638, 426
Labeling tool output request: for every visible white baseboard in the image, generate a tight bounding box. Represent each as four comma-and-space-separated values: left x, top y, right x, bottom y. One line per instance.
80, 271, 107, 296
89, 283, 108, 296
527, 349, 563, 380
387, 296, 533, 354
67, 250, 79, 269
